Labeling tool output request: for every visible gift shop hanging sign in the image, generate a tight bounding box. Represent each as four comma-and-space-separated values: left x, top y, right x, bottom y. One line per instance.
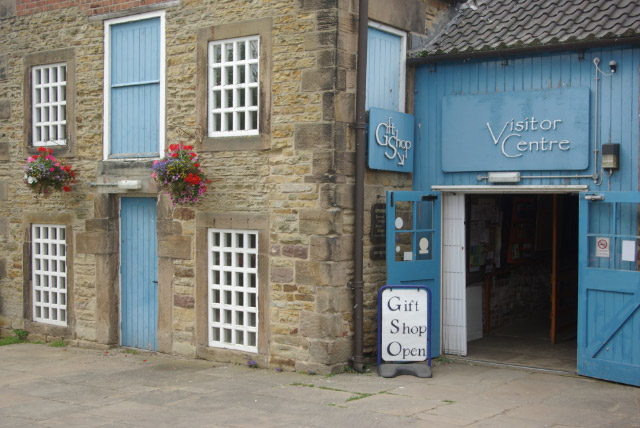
442, 87, 590, 172
368, 107, 414, 173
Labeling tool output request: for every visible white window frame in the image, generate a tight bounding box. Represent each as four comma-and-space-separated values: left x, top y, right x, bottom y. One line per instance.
367, 21, 407, 113
32, 63, 68, 147
32, 224, 68, 326
103, 10, 166, 161
208, 35, 260, 137
208, 229, 259, 353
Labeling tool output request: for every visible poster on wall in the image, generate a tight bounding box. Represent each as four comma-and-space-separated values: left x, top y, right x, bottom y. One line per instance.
442, 87, 590, 172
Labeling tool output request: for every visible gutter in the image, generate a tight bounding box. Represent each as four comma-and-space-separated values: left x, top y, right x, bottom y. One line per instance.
350, 0, 368, 373
408, 36, 640, 65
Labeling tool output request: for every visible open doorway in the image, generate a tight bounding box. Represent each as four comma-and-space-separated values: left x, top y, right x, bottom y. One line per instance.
462, 193, 578, 372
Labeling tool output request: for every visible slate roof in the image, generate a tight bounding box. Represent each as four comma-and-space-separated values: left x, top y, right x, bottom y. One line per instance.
413, 0, 640, 59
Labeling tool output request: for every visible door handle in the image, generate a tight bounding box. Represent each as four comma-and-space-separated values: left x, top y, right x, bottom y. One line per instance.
152, 280, 158, 284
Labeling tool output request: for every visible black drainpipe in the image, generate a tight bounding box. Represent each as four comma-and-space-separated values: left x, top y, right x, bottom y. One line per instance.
350, 0, 368, 373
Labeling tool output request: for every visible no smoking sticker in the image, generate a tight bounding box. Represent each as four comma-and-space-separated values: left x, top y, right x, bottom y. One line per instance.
595, 237, 610, 258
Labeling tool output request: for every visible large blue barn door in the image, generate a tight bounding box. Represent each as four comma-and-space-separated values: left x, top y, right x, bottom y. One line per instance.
121, 198, 158, 351
110, 17, 161, 158
386, 191, 441, 357
578, 192, 640, 386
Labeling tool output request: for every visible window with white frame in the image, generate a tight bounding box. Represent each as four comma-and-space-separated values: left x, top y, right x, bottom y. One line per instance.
32, 225, 67, 326
208, 229, 258, 352
208, 36, 259, 136
32, 63, 67, 146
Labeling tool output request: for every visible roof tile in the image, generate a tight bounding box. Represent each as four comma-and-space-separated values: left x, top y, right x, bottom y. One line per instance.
414, 0, 640, 58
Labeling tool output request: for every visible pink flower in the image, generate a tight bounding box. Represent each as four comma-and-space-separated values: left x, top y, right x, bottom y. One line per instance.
50, 168, 54, 172
27, 157, 35, 163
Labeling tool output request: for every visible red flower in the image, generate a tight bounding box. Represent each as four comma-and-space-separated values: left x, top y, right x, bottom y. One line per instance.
63, 186, 70, 192
172, 153, 178, 157
48, 148, 53, 154
194, 163, 200, 167
184, 145, 193, 150
38, 147, 47, 152
169, 144, 178, 151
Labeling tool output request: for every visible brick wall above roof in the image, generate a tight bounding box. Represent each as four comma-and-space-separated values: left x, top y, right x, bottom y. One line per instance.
414, 0, 640, 58
15, 0, 173, 17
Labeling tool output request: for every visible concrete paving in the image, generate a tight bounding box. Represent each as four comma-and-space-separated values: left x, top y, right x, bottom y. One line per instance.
0, 343, 638, 427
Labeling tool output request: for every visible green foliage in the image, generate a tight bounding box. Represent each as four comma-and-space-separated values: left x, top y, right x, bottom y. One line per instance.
345, 392, 373, 402
0, 336, 23, 346
48, 339, 67, 347
13, 329, 28, 341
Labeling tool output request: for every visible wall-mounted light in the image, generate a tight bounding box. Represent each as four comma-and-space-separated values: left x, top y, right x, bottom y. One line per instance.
487, 171, 521, 183
609, 60, 617, 74
602, 143, 620, 170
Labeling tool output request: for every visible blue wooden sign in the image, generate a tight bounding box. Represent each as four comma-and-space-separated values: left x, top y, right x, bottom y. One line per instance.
442, 87, 590, 172
368, 107, 414, 173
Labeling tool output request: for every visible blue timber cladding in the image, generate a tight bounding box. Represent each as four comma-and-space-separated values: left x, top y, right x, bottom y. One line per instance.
110, 17, 161, 158
366, 26, 403, 112
413, 46, 640, 191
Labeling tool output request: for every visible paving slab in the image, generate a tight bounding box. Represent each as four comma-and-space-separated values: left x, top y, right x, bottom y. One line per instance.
0, 343, 638, 428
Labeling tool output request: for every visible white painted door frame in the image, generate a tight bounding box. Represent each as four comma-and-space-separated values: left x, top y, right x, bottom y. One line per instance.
442, 193, 467, 356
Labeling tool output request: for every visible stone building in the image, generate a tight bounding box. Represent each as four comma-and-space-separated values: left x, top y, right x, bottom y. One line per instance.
0, 0, 450, 373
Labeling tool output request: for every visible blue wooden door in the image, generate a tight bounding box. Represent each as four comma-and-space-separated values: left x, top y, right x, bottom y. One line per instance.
366, 26, 403, 111
110, 17, 161, 158
578, 191, 640, 386
121, 197, 158, 351
386, 191, 441, 357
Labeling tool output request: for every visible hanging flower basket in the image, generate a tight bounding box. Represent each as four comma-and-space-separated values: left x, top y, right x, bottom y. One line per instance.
151, 143, 210, 206
24, 147, 76, 196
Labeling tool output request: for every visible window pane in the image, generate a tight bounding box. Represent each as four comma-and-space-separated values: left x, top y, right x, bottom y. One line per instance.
32, 225, 67, 326
249, 63, 258, 83
238, 41, 246, 60
208, 36, 260, 136
208, 229, 258, 352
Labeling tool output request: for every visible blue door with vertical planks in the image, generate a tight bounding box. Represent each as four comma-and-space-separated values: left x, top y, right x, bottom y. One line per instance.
110, 17, 160, 158
579, 192, 640, 386
366, 26, 403, 112
386, 191, 441, 357
121, 197, 158, 351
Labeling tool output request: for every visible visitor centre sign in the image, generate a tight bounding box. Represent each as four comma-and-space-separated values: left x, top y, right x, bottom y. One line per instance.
441, 87, 590, 172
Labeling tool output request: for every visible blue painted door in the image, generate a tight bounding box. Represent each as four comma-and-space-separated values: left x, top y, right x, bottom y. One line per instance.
386, 191, 441, 357
121, 197, 158, 351
366, 26, 403, 111
110, 17, 160, 158
578, 191, 640, 386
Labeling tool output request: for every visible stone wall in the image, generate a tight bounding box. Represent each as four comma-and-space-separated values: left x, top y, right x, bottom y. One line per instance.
0, 0, 450, 371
